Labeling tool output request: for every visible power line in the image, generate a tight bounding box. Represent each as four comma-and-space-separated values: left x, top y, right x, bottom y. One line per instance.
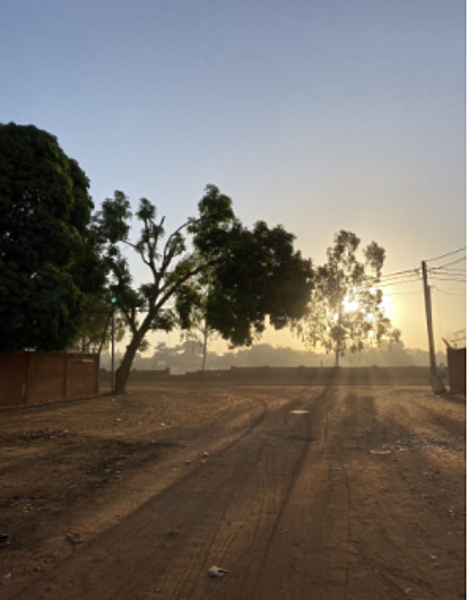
379, 276, 421, 285
379, 277, 422, 287
431, 270, 466, 277
430, 266, 466, 273
425, 246, 466, 263
384, 289, 422, 297
428, 256, 466, 271
379, 268, 420, 281
368, 249, 465, 290
428, 276, 466, 283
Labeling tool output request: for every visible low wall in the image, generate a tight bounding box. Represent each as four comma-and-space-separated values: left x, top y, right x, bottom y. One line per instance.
447, 348, 466, 394
0, 352, 100, 408
100, 365, 432, 387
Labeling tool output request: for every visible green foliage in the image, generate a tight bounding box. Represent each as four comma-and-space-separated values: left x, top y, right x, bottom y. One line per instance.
295, 231, 400, 365
95, 184, 313, 392
205, 221, 313, 346
0, 123, 107, 351
70, 295, 126, 353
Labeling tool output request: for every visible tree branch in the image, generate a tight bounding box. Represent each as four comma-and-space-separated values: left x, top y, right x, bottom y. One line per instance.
161, 219, 195, 272
120, 306, 137, 336
154, 260, 214, 314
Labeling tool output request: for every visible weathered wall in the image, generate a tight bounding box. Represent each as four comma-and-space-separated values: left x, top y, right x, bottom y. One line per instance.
447, 348, 466, 395
67, 355, 99, 398
27, 353, 67, 404
0, 353, 28, 407
100, 365, 431, 387
0, 352, 100, 408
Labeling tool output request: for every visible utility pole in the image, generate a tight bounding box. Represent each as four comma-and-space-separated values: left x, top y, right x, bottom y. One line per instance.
421, 261, 445, 394
421, 261, 437, 377
111, 297, 116, 393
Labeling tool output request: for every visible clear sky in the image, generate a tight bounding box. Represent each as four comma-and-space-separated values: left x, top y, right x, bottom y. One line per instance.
2, 0, 465, 354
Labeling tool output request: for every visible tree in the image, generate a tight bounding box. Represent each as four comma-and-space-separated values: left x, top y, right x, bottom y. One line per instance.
0, 123, 107, 351
70, 295, 126, 354
94, 184, 313, 393
294, 231, 400, 367
179, 271, 218, 371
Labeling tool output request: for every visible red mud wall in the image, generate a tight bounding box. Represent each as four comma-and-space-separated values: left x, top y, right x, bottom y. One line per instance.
0, 353, 28, 407
66, 355, 99, 398
0, 353, 100, 408
101, 365, 431, 386
28, 353, 67, 404
447, 348, 466, 395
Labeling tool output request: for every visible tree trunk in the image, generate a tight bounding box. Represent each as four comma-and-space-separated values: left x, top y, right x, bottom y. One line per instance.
201, 323, 208, 371
114, 332, 144, 394
335, 348, 340, 368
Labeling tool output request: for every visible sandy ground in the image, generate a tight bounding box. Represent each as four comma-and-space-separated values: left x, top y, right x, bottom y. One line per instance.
0, 384, 465, 599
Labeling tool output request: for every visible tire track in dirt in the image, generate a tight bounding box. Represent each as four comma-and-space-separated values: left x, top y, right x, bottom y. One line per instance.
330, 387, 464, 600
3, 389, 272, 600
239, 386, 351, 600
5, 386, 350, 600
176, 386, 349, 600
346, 474, 446, 599
158, 387, 312, 600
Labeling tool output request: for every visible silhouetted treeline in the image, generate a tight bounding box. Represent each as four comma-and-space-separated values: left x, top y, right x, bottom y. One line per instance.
100, 341, 446, 373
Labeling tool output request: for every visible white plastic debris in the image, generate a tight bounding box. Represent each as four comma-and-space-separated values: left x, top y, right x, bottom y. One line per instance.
208, 565, 228, 578
370, 450, 391, 455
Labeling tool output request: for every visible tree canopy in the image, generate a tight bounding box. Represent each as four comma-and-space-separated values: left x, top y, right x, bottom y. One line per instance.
94, 184, 313, 392
177, 270, 218, 371
0, 123, 106, 351
294, 231, 400, 366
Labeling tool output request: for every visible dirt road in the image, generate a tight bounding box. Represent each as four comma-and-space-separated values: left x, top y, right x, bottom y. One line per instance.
0, 385, 465, 599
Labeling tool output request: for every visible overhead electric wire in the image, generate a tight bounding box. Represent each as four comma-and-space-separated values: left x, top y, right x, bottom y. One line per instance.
378, 279, 422, 286
384, 289, 423, 296
427, 256, 466, 270
379, 275, 421, 285
425, 246, 466, 263
428, 276, 466, 283
363, 247, 466, 290
377, 277, 422, 287
379, 268, 420, 280
431, 269, 466, 276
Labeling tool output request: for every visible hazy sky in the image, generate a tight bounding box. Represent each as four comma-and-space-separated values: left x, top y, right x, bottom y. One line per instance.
2, 0, 465, 354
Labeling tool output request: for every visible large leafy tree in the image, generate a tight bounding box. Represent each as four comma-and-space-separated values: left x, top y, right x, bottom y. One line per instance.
94, 184, 313, 392
0, 123, 107, 351
71, 296, 127, 354
294, 231, 400, 367
178, 273, 217, 371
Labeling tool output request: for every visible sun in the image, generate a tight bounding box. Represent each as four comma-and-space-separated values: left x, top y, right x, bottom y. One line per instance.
343, 297, 359, 313
340, 290, 394, 320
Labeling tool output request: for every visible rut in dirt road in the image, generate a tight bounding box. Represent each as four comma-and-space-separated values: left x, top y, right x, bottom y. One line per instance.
4, 385, 463, 600
6, 387, 352, 600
